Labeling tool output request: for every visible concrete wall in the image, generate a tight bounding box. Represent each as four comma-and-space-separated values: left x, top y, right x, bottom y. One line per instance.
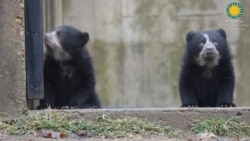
0, 0, 26, 114
236, 0, 250, 106
44, 0, 250, 108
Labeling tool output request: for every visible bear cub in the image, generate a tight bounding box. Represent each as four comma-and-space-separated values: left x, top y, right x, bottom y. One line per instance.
38, 25, 101, 109
179, 29, 235, 107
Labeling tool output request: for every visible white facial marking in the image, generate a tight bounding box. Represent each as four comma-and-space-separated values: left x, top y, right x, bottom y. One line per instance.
53, 48, 71, 61
46, 31, 62, 49
45, 31, 71, 61
195, 33, 220, 71
202, 34, 210, 45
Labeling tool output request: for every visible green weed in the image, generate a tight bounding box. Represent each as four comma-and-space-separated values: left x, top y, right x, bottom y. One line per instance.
191, 116, 250, 137
0, 110, 180, 138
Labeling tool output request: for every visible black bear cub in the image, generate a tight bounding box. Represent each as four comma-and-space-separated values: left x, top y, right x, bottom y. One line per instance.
38, 25, 101, 109
179, 29, 235, 107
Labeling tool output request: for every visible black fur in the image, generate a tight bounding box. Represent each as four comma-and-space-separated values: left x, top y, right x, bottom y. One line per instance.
38, 26, 101, 109
179, 29, 235, 107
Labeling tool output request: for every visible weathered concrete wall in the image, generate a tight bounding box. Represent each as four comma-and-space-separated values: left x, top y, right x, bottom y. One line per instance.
0, 0, 26, 114
236, 0, 250, 106
44, 0, 249, 108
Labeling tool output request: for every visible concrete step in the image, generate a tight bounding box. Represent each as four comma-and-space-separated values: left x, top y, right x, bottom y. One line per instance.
32, 107, 250, 130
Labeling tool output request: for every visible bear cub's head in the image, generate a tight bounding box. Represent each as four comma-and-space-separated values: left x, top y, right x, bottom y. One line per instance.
45, 25, 89, 61
185, 29, 228, 68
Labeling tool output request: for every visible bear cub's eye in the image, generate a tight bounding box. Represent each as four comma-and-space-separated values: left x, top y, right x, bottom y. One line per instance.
213, 42, 218, 46
56, 31, 61, 36
199, 43, 204, 47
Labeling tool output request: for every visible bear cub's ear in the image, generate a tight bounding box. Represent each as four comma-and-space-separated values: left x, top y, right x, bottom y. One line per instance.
186, 31, 195, 42
81, 32, 89, 45
217, 28, 227, 39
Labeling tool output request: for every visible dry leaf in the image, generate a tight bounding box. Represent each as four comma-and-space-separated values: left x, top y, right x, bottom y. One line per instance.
41, 130, 68, 139
60, 132, 68, 138
41, 130, 52, 138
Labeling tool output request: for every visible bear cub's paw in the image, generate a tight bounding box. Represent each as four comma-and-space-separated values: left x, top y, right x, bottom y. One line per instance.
218, 103, 236, 107
181, 104, 198, 108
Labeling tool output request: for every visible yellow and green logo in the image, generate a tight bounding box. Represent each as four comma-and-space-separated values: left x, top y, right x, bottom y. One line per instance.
226, 2, 243, 19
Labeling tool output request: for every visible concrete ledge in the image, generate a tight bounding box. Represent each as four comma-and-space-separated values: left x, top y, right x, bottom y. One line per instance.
31, 108, 250, 130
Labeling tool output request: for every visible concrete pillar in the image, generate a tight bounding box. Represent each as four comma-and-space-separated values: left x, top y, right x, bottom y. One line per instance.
0, 0, 26, 114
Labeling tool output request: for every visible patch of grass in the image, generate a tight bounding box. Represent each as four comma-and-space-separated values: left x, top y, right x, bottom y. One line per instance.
0, 110, 75, 135
91, 114, 180, 138
0, 110, 180, 138
191, 116, 250, 137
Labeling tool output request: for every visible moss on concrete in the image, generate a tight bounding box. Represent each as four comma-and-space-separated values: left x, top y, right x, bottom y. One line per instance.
93, 39, 125, 107
62, 0, 71, 15
92, 40, 110, 106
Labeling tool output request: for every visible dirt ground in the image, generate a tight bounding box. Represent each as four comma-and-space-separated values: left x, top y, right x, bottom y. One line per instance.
1, 108, 250, 141
0, 133, 248, 141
